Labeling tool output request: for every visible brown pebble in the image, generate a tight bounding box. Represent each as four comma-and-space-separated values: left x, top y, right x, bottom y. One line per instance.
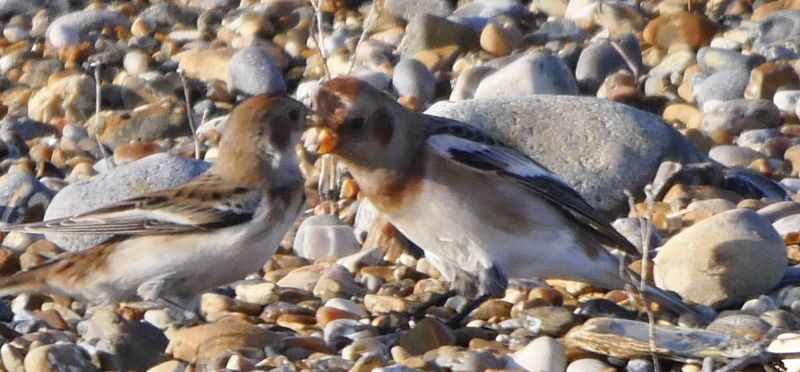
397, 318, 455, 355
113, 141, 162, 165
32, 309, 68, 330
315, 306, 360, 328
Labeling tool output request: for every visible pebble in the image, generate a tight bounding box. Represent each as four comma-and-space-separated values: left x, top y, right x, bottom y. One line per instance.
775, 90, 800, 112
293, 215, 360, 260
474, 52, 579, 98
708, 145, 767, 168
227, 47, 286, 96
575, 34, 642, 93
746, 62, 800, 100
46, 9, 130, 48
654, 209, 787, 307
398, 318, 455, 355
392, 58, 436, 106
642, 11, 718, 49
383, 0, 453, 22
323, 319, 379, 349
509, 336, 566, 372
25, 343, 97, 371
693, 68, 751, 107
567, 358, 615, 372
0, 170, 55, 224
702, 99, 782, 135
423, 346, 504, 371
752, 9, 800, 57
706, 313, 771, 340
400, 14, 478, 57
167, 322, 283, 365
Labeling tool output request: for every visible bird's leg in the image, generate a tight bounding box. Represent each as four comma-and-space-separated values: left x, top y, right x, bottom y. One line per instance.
446, 294, 491, 328
155, 297, 199, 327
411, 290, 457, 319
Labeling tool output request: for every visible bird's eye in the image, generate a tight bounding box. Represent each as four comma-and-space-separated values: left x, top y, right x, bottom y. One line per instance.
345, 118, 364, 131
288, 109, 300, 121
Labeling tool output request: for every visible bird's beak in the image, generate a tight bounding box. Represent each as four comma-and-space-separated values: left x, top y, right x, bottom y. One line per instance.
303, 118, 339, 155
315, 127, 339, 154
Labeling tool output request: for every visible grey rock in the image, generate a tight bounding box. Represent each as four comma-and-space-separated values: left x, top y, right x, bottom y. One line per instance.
24, 343, 97, 372
575, 34, 642, 93
525, 20, 588, 44
383, 0, 453, 22
752, 9, 800, 57
692, 68, 750, 107
648, 49, 695, 78
450, 65, 496, 101
697, 47, 765, 72
353, 71, 391, 91
95, 103, 191, 150
758, 200, 800, 222
626, 359, 654, 372
736, 128, 781, 148
773, 214, 800, 235
293, 215, 360, 260
83, 308, 167, 371
323, 319, 379, 349
138, 3, 200, 33
567, 358, 614, 372
426, 96, 706, 215
228, 47, 286, 96
0, 0, 66, 19
509, 336, 566, 372
424, 347, 504, 371
47, 9, 131, 48
474, 52, 579, 98
706, 313, 771, 339
353, 199, 380, 244
0, 171, 55, 224
400, 14, 479, 57
451, 0, 527, 29
702, 99, 782, 135
774, 90, 800, 112
392, 59, 436, 104
654, 209, 787, 308
0, 119, 58, 142
43, 153, 210, 251
708, 145, 766, 168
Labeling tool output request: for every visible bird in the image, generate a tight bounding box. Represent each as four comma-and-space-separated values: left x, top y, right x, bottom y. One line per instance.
0, 95, 308, 310
307, 77, 695, 320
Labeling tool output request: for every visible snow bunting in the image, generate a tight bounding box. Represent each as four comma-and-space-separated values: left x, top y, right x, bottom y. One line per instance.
0, 95, 307, 307
308, 77, 693, 314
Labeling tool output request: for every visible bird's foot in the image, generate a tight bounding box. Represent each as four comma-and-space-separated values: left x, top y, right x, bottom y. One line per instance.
445, 294, 491, 328
156, 298, 199, 327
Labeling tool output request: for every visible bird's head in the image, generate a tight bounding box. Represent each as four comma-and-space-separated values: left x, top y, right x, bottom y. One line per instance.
307, 77, 422, 168
216, 95, 308, 185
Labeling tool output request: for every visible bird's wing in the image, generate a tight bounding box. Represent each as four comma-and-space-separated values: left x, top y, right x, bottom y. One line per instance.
1, 174, 263, 235
425, 117, 640, 256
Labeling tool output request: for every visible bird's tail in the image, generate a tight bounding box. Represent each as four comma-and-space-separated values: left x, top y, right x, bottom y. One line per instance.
0, 262, 55, 298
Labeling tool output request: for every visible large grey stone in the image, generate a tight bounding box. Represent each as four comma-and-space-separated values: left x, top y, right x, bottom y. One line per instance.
654, 209, 787, 308
426, 96, 706, 215
43, 153, 210, 251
